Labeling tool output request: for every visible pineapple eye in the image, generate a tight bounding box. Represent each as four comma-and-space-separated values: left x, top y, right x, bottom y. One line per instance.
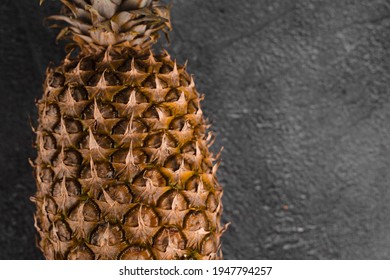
48, 72, 65, 88
44, 196, 58, 215
141, 206, 159, 227
65, 179, 81, 196
90, 224, 123, 246
100, 103, 118, 118
82, 102, 117, 119
80, 161, 115, 179
79, 133, 114, 149
45, 104, 60, 117
123, 206, 139, 227
67, 244, 95, 260
112, 119, 147, 135
181, 141, 196, 154
117, 59, 132, 72
200, 234, 218, 256
102, 184, 133, 204
185, 175, 200, 192
114, 88, 132, 103
38, 168, 54, 184
96, 162, 115, 178
43, 134, 57, 149
114, 88, 147, 103
52, 179, 81, 197
69, 200, 101, 222
187, 100, 199, 114
165, 155, 191, 171
144, 168, 167, 187
57, 86, 88, 102
157, 191, 175, 210
53, 220, 72, 242
143, 105, 159, 118
83, 200, 101, 222
53, 119, 83, 134
165, 155, 180, 171
64, 60, 78, 72
87, 73, 102, 86
160, 64, 173, 74
79, 57, 95, 71
71, 87, 88, 101
63, 149, 82, 166
104, 72, 121, 86
112, 120, 128, 134
132, 174, 146, 188
144, 132, 163, 148
65, 119, 83, 133
206, 193, 218, 213
165, 89, 180, 102
184, 211, 209, 231
153, 227, 186, 252
169, 117, 185, 130
119, 246, 153, 260
142, 76, 156, 88
124, 205, 159, 227
111, 148, 146, 164
157, 190, 188, 211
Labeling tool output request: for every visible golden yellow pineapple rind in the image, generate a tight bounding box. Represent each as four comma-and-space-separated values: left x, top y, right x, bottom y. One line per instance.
33, 0, 224, 260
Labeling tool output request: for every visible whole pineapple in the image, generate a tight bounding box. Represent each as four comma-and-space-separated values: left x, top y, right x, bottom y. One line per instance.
32, 0, 224, 260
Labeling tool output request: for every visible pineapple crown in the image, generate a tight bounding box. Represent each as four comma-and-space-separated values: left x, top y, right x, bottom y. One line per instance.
41, 0, 171, 54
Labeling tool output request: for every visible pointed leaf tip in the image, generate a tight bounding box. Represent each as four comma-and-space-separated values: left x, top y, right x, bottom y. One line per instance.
40, 0, 44, 5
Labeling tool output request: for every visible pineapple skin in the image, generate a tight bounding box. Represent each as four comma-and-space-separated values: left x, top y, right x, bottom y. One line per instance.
32, 47, 224, 260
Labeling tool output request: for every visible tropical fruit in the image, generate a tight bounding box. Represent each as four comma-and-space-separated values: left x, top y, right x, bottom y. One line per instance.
32, 0, 224, 260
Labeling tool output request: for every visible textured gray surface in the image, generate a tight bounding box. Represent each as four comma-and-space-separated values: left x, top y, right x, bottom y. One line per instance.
1, 0, 390, 259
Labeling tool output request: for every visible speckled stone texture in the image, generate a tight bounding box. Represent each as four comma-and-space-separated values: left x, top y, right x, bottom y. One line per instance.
1, 0, 390, 259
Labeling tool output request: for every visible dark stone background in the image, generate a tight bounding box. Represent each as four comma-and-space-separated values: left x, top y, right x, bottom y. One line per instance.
1, 0, 390, 259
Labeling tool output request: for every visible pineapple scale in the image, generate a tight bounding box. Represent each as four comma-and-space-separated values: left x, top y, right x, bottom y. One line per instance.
33, 47, 224, 260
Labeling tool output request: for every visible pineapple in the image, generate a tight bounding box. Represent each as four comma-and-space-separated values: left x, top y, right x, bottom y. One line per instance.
32, 0, 225, 260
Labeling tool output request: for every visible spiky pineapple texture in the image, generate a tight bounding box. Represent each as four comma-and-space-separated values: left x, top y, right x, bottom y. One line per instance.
32, 0, 225, 260
32, 0, 224, 259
